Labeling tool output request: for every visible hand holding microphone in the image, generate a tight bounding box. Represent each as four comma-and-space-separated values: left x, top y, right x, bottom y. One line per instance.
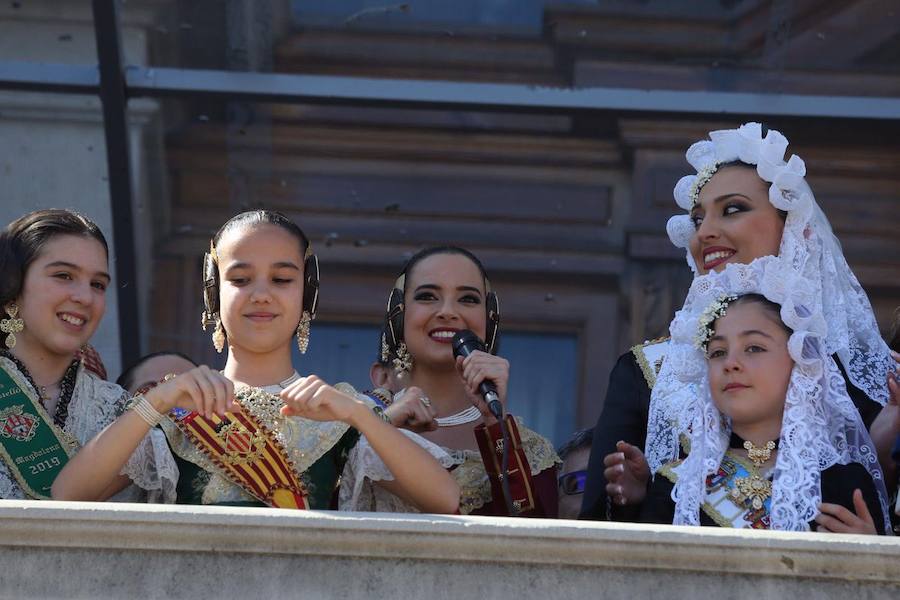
451, 330, 509, 422
452, 329, 518, 515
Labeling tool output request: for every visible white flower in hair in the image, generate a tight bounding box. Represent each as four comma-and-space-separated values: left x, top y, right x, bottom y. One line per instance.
693, 294, 737, 351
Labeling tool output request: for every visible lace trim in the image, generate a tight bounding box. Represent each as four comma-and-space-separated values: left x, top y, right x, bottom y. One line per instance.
631, 338, 670, 390
337, 429, 455, 513
447, 449, 494, 515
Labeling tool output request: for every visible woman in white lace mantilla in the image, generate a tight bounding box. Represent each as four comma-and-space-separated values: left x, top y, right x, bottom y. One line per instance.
0, 209, 177, 502
593, 123, 895, 517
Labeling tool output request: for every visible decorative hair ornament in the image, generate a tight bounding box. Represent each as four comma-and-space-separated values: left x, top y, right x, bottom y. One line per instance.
694, 294, 737, 351
687, 162, 722, 209
296, 311, 311, 354
212, 319, 226, 353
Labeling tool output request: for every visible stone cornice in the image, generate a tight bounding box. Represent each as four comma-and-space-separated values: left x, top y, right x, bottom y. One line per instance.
1, 501, 898, 584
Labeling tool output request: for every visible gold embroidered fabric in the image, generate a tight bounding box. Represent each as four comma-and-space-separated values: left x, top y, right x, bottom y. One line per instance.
160, 381, 364, 505
631, 337, 669, 390
447, 418, 561, 515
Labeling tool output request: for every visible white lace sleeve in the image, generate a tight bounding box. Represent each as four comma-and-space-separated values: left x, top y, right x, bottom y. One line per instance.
117, 427, 179, 503
69, 371, 179, 504
338, 429, 454, 513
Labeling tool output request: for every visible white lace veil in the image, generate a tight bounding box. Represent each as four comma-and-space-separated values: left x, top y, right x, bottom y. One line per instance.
665, 123, 892, 406
645, 259, 891, 533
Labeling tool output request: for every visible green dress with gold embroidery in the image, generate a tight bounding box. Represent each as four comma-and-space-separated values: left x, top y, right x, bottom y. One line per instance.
171, 430, 359, 508
160, 382, 366, 509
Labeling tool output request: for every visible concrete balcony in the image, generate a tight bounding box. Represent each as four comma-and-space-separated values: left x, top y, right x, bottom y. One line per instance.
1, 500, 898, 599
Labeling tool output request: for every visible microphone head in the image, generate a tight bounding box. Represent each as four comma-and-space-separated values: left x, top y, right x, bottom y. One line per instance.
451, 329, 484, 359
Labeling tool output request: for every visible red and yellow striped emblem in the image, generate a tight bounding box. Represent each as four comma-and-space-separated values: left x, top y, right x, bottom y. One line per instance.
174, 406, 308, 509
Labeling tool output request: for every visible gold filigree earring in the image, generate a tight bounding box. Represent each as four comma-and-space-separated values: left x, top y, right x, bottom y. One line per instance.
1, 303, 25, 349
380, 334, 390, 364
392, 342, 413, 373
296, 310, 311, 354
212, 317, 226, 353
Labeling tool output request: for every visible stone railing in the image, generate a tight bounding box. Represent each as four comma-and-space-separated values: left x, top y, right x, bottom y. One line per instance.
0, 500, 898, 599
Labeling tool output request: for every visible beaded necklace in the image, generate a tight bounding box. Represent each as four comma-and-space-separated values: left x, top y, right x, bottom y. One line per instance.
0, 350, 79, 428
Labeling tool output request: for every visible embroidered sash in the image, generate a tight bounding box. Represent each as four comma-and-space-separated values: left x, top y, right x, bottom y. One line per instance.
659, 452, 773, 529
168, 387, 308, 509
0, 361, 77, 499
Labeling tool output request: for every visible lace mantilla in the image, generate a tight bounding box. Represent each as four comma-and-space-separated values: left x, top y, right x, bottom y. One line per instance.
646, 261, 891, 533
0, 356, 178, 502
666, 122, 891, 407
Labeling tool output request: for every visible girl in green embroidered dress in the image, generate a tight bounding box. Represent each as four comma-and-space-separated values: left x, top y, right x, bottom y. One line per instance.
54, 210, 460, 513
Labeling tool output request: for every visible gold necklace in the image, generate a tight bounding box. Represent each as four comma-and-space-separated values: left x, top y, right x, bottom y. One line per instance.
730, 440, 776, 511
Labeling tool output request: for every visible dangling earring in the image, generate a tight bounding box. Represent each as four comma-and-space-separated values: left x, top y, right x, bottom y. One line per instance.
1, 303, 25, 350
296, 310, 311, 354
380, 334, 390, 364
392, 342, 413, 373
212, 317, 226, 353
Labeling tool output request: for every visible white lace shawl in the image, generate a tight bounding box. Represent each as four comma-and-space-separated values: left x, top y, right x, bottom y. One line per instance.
338, 429, 455, 513
0, 357, 178, 503
646, 261, 891, 533
666, 122, 892, 406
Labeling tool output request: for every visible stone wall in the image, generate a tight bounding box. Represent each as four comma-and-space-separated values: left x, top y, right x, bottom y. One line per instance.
1, 501, 898, 599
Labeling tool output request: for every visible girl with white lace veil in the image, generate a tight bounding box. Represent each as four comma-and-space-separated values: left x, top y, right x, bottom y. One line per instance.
599, 123, 895, 514
640, 260, 890, 534
0, 209, 177, 502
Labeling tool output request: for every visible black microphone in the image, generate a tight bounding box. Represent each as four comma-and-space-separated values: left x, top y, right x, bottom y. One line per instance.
451, 329, 503, 420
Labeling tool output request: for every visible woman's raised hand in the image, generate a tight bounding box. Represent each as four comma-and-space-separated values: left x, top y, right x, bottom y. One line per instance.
455, 350, 509, 423
279, 375, 361, 423
604, 440, 651, 506
144, 365, 235, 418
385, 386, 438, 432
815, 489, 878, 535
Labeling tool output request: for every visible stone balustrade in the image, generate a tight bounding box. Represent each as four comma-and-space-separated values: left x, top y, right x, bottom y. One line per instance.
1, 500, 898, 599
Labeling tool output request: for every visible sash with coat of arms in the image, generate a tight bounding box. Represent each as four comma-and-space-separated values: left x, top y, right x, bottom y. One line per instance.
0, 359, 78, 499
163, 386, 313, 509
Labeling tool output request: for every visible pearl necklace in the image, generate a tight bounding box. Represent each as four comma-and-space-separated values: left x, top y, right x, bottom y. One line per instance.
242, 371, 301, 395
435, 405, 482, 427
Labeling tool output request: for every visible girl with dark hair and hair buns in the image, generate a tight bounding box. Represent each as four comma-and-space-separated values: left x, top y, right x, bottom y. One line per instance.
0, 209, 177, 501
55, 210, 459, 513
340, 246, 560, 516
